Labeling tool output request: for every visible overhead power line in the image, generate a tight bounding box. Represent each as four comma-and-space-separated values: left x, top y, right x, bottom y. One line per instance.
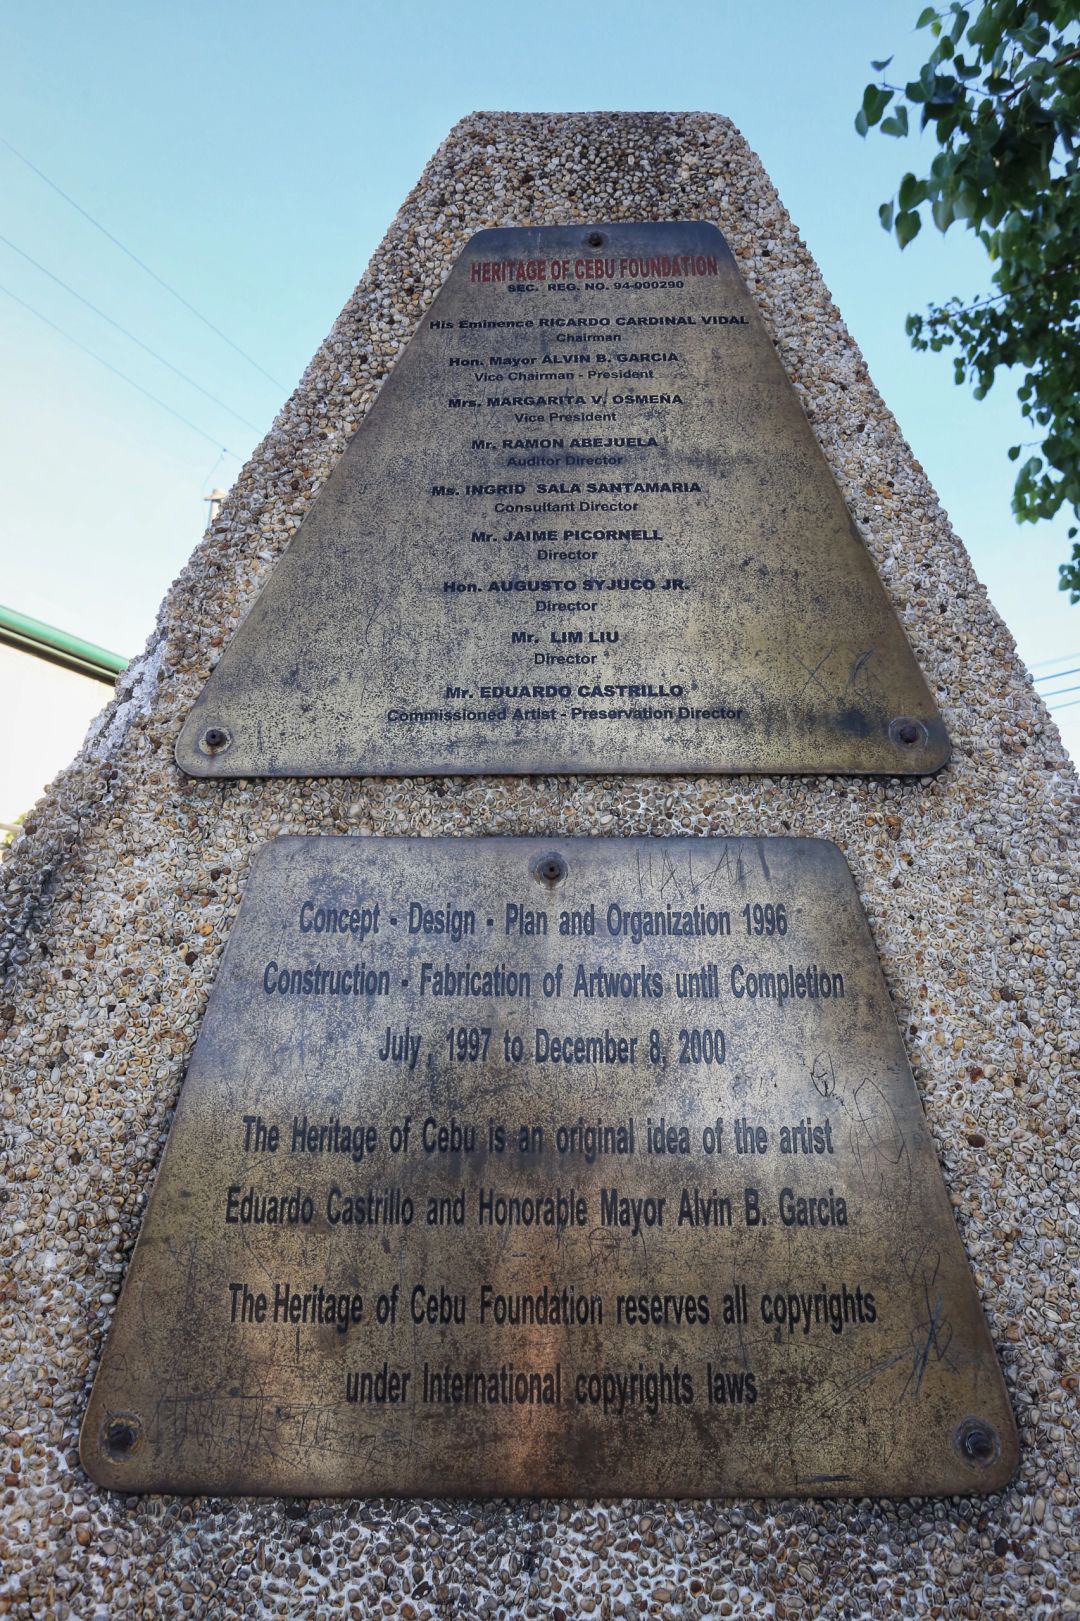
0, 232, 261, 432
0, 133, 286, 392
1046, 682, 1080, 702
1035, 664, 1080, 683
1030, 650, 1080, 670
0, 280, 239, 457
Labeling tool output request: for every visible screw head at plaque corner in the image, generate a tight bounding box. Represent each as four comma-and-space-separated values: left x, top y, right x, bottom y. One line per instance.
103, 1412, 143, 1461
889, 716, 927, 751
587, 231, 605, 248
534, 852, 568, 887
955, 1416, 1000, 1469
199, 725, 233, 757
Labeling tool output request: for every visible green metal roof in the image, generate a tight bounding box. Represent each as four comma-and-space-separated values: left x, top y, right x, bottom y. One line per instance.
0, 603, 129, 685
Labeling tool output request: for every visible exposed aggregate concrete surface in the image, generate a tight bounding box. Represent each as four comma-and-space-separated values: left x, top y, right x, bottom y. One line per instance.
1, 112, 1077, 1620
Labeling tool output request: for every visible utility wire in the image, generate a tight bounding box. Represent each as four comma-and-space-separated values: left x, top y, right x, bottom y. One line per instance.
1049, 696, 1080, 711
1045, 682, 1080, 701
0, 133, 286, 392
1030, 650, 1080, 669
200, 448, 228, 495
0, 280, 238, 457
1035, 664, 1080, 683
0, 232, 261, 432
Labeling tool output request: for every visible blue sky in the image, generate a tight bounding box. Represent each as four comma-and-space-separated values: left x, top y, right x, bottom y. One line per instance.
3, 0, 1077, 757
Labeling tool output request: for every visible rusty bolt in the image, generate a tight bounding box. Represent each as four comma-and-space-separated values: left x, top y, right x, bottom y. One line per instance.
104, 1414, 141, 1459
535, 853, 567, 886
955, 1417, 998, 1467
890, 717, 924, 749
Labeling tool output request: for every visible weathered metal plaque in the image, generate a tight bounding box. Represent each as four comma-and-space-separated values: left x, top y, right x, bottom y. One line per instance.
82, 835, 1014, 1498
176, 222, 949, 778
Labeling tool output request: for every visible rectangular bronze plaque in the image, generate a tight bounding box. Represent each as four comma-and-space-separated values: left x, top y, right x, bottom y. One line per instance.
176, 222, 949, 779
81, 836, 1014, 1497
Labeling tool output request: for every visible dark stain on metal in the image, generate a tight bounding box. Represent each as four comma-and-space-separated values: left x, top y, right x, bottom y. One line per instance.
836, 707, 871, 739
175, 222, 952, 780
80, 836, 1016, 1498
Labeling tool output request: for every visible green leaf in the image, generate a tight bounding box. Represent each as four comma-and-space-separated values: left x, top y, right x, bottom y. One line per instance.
916, 5, 938, 25
896, 209, 922, 248
932, 195, 956, 230
879, 201, 896, 232
925, 73, 961, 110
855, 106, 869, 137
880, 107, 910, 136
862, 84, 894, 125
966, 8, 998, 49
899, 173, 928, 210
870, 56, 893, 72
1008, 444, 1021, 460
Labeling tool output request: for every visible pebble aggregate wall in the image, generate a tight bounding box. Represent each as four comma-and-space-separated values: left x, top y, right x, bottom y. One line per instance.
1, 112, 1077, 1620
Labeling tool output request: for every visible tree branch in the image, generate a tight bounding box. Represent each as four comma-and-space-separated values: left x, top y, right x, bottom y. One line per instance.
923, 262, 1076, 324
1003, 46, 1080, 101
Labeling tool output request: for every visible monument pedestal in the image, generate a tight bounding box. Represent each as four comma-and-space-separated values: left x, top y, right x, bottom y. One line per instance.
1, 113, 1076, 1618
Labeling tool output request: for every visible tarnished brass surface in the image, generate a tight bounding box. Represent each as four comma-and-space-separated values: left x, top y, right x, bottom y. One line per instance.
81, 836, 1014, 1497
176, 222, 949, 779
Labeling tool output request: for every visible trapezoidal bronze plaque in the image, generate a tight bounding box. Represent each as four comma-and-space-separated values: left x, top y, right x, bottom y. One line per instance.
176, 222, 950, 779
81, 835, 1014, 1498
